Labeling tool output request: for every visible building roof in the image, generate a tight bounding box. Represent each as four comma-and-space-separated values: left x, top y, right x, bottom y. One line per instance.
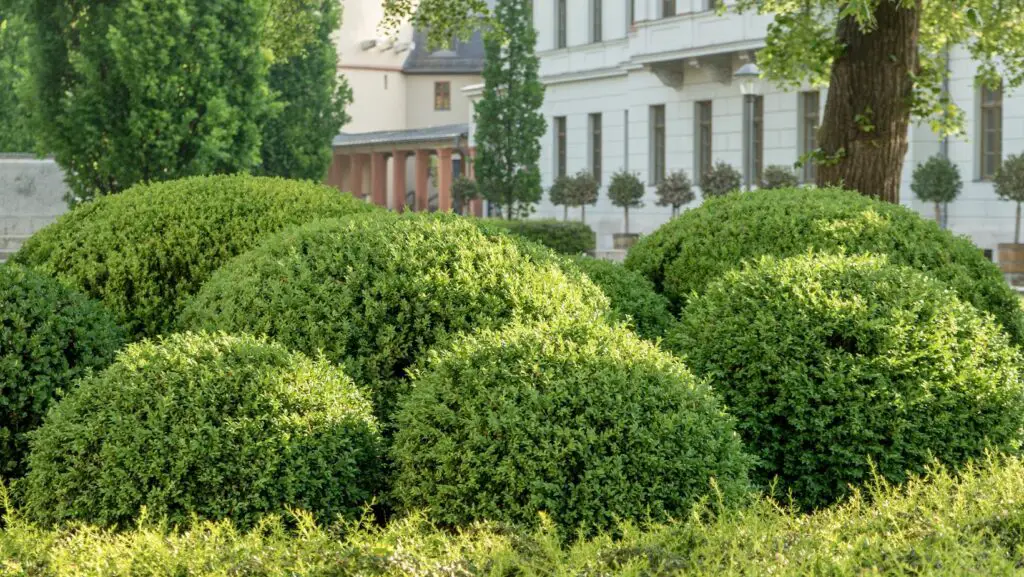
333, 123, 470, 148
401, 29, 487, 75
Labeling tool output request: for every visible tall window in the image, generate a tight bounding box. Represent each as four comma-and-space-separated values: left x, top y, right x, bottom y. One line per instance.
650, 105, 666, 184
662, 0, 675, 17
555, 116, 567, 177
980, 81, 1003, 180
590, 113, 603, 183
695, 100, 713, 185
591, 0, 602, 42
800, 91, 820, 182
744, 95, 764, 187
557, 0, 567, 48
706, 0, 718, 10
434, 82, 451, 111
628, 0, 635, 24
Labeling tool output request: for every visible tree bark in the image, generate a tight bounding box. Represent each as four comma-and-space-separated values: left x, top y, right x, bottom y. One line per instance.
816, 0, 921, 203
581, 204, 587, 224
624, 206, 630, 234
934, 202, 941, 227
563, 205, 568, 221
1017, 202, 1021, 245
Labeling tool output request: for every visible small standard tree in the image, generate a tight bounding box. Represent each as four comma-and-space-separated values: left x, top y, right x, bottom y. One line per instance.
607, 170, 644, 234
548, 174, 572, 221
473, 0, 546, 220
760, 165, 801, 190
451, 176, 480, 215
994, 154, 1024, 245
656, 169, 695, 217
701, 161, 743, 198
565, 170, 599, 224
910, 155, 962, 228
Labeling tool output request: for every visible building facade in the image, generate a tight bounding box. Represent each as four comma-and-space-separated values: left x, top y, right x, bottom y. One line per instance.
466, 0, 1023, 253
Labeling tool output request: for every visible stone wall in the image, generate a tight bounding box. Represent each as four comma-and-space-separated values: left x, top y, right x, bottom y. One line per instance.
0, 155, 68, 261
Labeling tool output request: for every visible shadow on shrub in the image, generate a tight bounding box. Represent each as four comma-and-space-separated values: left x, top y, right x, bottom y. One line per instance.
564, 255, 676, 341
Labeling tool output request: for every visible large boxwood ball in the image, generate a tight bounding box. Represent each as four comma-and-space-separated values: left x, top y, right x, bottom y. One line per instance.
671, 253, 1024, 510
12, 175, 378, 338
565, 255, 676, 341
0, 264, 125, 478
180, 213, 610, 422
391, 319, 753, 535
624, 188, 1024, 344
21, 332, 382, 528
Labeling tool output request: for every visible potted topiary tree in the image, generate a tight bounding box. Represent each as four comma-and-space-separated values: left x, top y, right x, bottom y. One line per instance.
701, 161, 742, 197
994, 154, 1024, 278
565, 170, 599, 224
910, 155, 962, 228
451, 176, 480, 216
548, 174, 572, 221
607, 169, 645, 250
655, 169, 695, 218
760, 165, 800, 190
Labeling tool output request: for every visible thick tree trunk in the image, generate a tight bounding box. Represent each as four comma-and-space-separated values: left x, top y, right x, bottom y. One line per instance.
816, 0, 921, 203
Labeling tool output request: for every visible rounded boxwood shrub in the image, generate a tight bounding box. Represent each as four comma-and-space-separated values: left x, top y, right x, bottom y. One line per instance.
21, 332, 381, 528
624, 188, 1024, 345
565, 255, 676, 341
181, 213, 610, 422
12, 175, 379, 338
391, 319, 752, 535
476, 218, 596, 255
0, 264, 125, 479
671, 253, 1024, 510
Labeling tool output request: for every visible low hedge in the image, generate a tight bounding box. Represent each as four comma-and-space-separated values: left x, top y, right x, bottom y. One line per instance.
5, 456, 1024, 575
391, 319, 752, 535
624, 187, 1024, 345
565, 255, 676, 341
477, 218, 596, 255
181, 213, 609, 422
0, 264, 125, 479
12, 175, 378, 338
671, 253, 1024, 510
21, 332, 382, 529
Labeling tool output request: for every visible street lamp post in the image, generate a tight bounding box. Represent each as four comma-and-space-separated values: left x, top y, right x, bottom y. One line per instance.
734, 62, 761, 191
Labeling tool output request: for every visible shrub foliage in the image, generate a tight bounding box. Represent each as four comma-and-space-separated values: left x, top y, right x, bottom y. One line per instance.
565, 256, 676, 341
624, 187, 1024, 344
391, 319, 752, 535
0, 264, 125, 479
700, 161, 742, 197
476, 218, 596, 255
759, 165, 800, 189
671, 253, 1024, 509
21, 332, 382, 529
13, 175, 377, 338
181, 214, 609, 421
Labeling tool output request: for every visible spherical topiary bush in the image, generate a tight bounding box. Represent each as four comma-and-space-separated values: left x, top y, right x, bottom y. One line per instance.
624, 187, 1024, 345
181, 213, 610, 422
565, 255, 676, 341
671, 253, 1024, 510
0, 264, 125, 479
391, 319, 752, 535
21, 332, 381, 528
12, 175, 379, 338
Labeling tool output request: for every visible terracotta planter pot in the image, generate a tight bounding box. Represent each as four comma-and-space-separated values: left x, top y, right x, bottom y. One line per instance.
998, 243, 1024, 274
613, 233, 640, 251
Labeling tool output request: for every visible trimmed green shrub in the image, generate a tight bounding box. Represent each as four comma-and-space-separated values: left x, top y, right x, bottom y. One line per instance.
477, 218, 596, 255
671, 253, 1024, 510
700, 161, 742, 197
391, 319, 752, 535
21, 332, 381, 529
12, 174, 378, 338
181, 214, 609, 422
0, 264, 125, 479
759, 165, 800, 189
625, 187, 1024, 344
565, 256, 676, 341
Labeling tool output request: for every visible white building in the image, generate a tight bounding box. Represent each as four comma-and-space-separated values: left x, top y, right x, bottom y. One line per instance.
467, 0, 1023, 255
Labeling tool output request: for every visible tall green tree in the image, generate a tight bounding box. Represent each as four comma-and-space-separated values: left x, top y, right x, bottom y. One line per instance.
474, 0, 545, 220
0, 13, 33, 152
16, 0, 273, 202
257, 0, 351, 180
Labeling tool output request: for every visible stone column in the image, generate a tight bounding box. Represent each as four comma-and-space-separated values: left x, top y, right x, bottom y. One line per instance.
370, 152, 388, 207
415, 150, 430, 211
392, 151, 408, 212
436, 147, 453, 213
350, 154, 367, 199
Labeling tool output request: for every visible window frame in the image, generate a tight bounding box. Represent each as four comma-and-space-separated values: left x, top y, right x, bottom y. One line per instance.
744, 94, 764, 187
556, 0, 568, 49
591, 0, 602, 42
555, 116, 568, 178
979, 81, 1003, 181
590, 113, 603, 184
800, 91, 820, 183
650, 105, 666, 185
434, 81, 451, 111
662, 0, 675, 18
695, 100, 713, 185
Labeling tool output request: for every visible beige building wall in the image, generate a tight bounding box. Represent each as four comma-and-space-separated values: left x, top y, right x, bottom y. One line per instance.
404, 75, 483, 129
344, 69, 409, 133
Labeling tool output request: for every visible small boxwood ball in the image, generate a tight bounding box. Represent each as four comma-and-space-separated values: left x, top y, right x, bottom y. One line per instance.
671, 253, 1024, 510
22, 332, 382, 529
0, 264, 125, 478
624, 188, 1024, 345
12, 174, 379, 338
565, 255, 677, 341
391, 319, 753, 535
180, 213, 610, 423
